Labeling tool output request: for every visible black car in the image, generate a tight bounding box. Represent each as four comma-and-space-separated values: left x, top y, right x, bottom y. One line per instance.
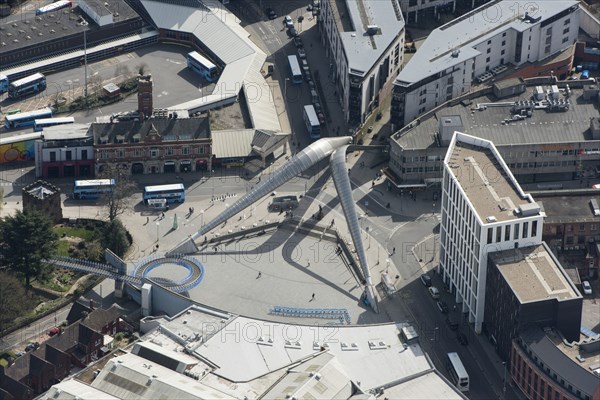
446, 316, 458, 330
294, 37, 303, 48
436, 300, 449, 314
420, 273, 432, 287
266, 7, 277, 19
456, 331, 468, 345
287, 26, 298, 37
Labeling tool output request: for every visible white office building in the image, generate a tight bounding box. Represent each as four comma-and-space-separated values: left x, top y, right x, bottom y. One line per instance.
439, 132, 544, 333
391, 0, 580, 128
319, 0, 405, 127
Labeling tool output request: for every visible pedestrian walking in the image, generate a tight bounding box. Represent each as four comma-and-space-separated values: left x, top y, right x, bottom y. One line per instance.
146, 217, 149, 224
392, 247, 396, 255
311, 293, 315, 300
307, 260, 311, 268
257, 271, 262, 279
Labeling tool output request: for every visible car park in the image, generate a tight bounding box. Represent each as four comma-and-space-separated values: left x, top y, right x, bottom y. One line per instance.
428, 286, 440, 299
266, 7, 277, 19
420, 274, 432, 287
437, 300, 449, 313
582, 281, 592, 295
456, 331, 468, 345
446, 316, 458, 330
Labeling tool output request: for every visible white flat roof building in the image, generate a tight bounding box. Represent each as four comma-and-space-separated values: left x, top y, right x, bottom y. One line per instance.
391, 0, 580, 128
440, 132, 545, 332
319, 0, 405, 126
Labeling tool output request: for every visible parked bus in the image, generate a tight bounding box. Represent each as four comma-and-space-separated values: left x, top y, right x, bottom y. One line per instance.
303, 105, 320, 139
73, 179, 115, 200
34, 117, 75, 131
8, 73, 46, 99
0, 74, 8, 94
446, 352, 469, 392
288, 55, 302, 84
187, 51, 218, 82
36, 0, 71, 15
143, 183, 186, 204
5, 108, 53, 129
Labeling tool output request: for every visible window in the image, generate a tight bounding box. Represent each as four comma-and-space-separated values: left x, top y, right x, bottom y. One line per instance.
501, 49, 505, 55
591, 224, 597, 231
579, 224, 585, 232
502, 32, 506, 37
116, 149, 124, 158
65, 150, 72, 161
134, 149, 142, 157
486, 57, 490, 63
564, 19, 570, 25
532, 221, 537, 237
81, 150, 88, 160
502, 40, 506, 46
563, 27, 569, 35
496, 226, 502, 242
487, 228, 493, 244
199, 147, 205, 154
523, 222, 529, 238
562, 37, 569, 43
544, 45, 551, 54
182, 147, 190, 155
100, 151, 109, 160
487, 40, 491, 45
546, 27, 552, 35
545, 36, 552, 45
487, 48, 491, 54
50, 151, 56, 162
514, 223, 520, 239
505, 225, 511, 241
150, 147, 158, 158
166, 147, 173, 156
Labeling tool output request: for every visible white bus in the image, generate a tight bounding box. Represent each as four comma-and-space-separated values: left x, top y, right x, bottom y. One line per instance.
8, 72, 46, 99
446, 352, 469, 392
34, 117, 75, 131
4, 108, 53, 129
187, 51, 218, 82
303, 105, 321, 140
288, 55, 302, 84
143, 183, 186, 204
73, 179, 115, 199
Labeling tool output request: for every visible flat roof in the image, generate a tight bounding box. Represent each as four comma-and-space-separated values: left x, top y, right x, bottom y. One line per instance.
329, 0, 405, 75
490, 243, 579, 303
539, 195, 600, 224
42, 123, 92, 140
446, 136, 532, 222
521, 327, 600, 397
394, 85, 600, 150
395, 0, 579, 85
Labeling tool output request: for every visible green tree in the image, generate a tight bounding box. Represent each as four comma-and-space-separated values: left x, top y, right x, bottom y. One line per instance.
0, 271, 27, 331
0, 209, 58, 287
101, 219, 130, 258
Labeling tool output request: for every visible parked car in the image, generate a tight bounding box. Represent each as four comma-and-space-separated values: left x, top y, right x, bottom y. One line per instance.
582, 280, 592, 295
367, 126, 373, 133
48, 327, 60, 336
284, 15, 293, 28
294, 37, 303, 48
15, 351, 25, 357
446, 316, 459, 330
266, 7, 277, 19
420, 274, 432, 287
456, 331, 468, 345
428, 286, 440, 299
287, 26, 298, 37
581, 70, 590, 79
437, 300, 449, 313
25, 342, 39, 352
317, 112, 326, 125
298, 48, 306, 59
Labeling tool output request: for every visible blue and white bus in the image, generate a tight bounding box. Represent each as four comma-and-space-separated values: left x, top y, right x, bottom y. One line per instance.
187, 51, 218, 82
0, 74, 8, 94
446, 352, 469, 392
8, 73, 46, 99
288, 55, 302, 84
34, 117, 75, 132
143, 183, 186, 204
303, 105, 320, 140
73, 179, 115, 200
5, 108, 53, 129
36, 0, 71, 15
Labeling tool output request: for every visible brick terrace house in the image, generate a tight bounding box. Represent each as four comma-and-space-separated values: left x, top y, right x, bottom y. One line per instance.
92, 113, 212, 175
0, 305, 123, 399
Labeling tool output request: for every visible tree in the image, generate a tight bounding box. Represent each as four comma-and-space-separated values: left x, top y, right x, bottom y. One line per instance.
0, 271, 28, 331
101, 219, 130, 258
97, 164, 137, 221
0, 209, 58, 287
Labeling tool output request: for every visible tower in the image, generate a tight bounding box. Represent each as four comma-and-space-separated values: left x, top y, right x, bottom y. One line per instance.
137, 75, 153, 120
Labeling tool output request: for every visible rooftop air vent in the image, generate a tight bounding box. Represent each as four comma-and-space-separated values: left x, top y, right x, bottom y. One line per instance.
451, 50, 460, 58
366, 25, 379, 35
26, 35, 31, 39
13, 39, 18, 43
50, 29, 55, 33
486, 216, 497, 223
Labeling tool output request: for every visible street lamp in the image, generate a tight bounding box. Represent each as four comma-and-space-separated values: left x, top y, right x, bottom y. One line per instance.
502, 361, 507, 396
155, 222, 160, 242
284, 77, 290, 101
200, 209, 204, 228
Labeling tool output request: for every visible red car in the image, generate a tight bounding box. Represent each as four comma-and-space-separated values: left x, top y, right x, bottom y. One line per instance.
48, 327, 60, 336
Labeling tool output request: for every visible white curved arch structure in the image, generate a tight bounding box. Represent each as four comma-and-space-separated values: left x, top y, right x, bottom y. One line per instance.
168, 137, 378, 312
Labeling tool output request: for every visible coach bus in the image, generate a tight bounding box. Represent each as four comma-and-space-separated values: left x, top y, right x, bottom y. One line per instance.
5, 108, 53, 129
34, 117, 75, 131
446, 352, 469, 392
73, 179, 115, 200
187, 51, 218, 82
8, 73, 46, 99
288, 55, 302, 84
143, 183, 186, 204
0, 74, 8, 94
303, 105, 320, 140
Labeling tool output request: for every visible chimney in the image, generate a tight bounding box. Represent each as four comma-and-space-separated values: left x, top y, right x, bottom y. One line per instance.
89, 298, 95, 310
137, 74, 153, 121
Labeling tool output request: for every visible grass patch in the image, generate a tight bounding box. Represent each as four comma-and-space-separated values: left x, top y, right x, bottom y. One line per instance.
0, 359, 8, 367
56, 241, 70, 257
53, 226, 97, 241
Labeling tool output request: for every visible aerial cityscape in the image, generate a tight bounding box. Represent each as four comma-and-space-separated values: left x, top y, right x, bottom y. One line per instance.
0, 0, 598, 398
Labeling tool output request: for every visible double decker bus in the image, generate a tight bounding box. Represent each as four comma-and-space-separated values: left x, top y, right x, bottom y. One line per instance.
303, 105, 320, 140
446, 352, 469, 392
73, 179, 115, 200
187, 51, 218, 82
34, 117, 75, 132
8, 73, 46, 99
288, 55, 302, 84
0, 74, 8, 94
5, 108, 53, 129
143, 183, 185, 204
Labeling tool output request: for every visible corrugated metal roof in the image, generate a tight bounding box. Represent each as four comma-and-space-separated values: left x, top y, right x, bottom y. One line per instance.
212, 129, 256, 158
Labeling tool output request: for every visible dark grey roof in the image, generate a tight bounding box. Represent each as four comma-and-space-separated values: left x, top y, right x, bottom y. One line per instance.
394, 86, 599, 150
538, 195, 600, 223
92, 117, 210, 144
521, 327, 599, 397
134, 346, 181, 371
81, 304, 122, 331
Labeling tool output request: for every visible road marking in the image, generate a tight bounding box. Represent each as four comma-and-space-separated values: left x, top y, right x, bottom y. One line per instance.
258, 26, 265, 35
165, 58, 182, 65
